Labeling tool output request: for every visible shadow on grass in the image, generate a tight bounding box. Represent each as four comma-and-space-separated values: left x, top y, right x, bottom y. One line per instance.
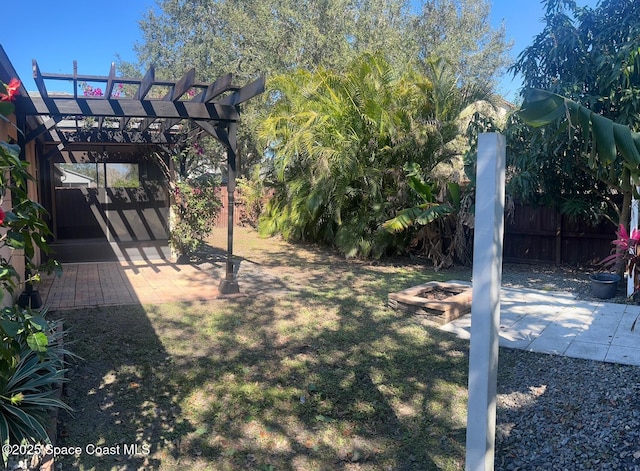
54, 228, 474, 470
57, 305, 195, 469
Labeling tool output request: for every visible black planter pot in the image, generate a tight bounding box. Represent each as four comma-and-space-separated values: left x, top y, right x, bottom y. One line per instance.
589, 273, 621, 299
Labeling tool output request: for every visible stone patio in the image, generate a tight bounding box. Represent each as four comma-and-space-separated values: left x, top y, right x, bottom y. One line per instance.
441, 282, 640, 367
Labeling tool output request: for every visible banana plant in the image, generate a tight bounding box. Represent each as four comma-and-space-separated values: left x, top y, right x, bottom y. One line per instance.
519, 88, 640, 172
383, 163, 460, 232
519, 88, 640, 307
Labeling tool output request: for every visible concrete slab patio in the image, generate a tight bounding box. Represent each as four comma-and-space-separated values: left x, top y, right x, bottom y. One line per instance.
440, 283, 640, 367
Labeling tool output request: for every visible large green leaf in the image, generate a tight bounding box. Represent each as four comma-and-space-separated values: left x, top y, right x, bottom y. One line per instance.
591, 112, 616, 164
26, 332, 48, 353
613, 123, 640, 166
447, 182, 461, 211
0, 320, 22, 337
383, 203, 452, 232
407, 175, 434, 203
519, 88, 640, 171
518, 89, 567, 126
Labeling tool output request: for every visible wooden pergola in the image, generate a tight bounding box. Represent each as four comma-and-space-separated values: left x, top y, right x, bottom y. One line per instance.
14, 60, 265, 294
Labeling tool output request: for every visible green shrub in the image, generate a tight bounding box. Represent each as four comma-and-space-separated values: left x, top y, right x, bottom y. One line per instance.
170, 180, 222, 256
0, 78, 69, 460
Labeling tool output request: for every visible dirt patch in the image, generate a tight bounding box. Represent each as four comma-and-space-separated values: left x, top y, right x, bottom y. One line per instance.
388, 281, 472, 325
420, 286, 465, 300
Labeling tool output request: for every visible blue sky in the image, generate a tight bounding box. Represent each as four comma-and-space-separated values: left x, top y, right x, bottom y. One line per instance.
2, 0, 598, 100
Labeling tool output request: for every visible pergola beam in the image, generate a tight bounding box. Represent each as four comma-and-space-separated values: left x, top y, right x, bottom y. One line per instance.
219, 76, 265, 106
24, 116, 63, 143
47, 130, 172, 145
139, 68, 196, 133
47, 150, 141, 163
31, 60, 49, 99
160, 73, 234, 134
20, 96, 239, 121
121, 65, 155, 130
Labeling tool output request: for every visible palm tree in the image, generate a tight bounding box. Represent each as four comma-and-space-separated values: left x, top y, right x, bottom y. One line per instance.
258, 52, 493, 258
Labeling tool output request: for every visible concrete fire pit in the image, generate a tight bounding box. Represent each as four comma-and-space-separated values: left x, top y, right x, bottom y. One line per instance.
388, 281, 472, 325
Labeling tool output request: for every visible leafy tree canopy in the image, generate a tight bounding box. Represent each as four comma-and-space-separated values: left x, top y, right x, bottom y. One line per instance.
499, 0, 640, 226
128, 0, 511, 174
135, 0, 510, 85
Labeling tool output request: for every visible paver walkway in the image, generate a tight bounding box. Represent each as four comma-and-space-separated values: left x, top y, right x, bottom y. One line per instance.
38, 261, 221, 309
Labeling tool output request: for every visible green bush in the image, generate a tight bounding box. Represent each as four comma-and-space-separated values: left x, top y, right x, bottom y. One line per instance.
170, 179, 222, 256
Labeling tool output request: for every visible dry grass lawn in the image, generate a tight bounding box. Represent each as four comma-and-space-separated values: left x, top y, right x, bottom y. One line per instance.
55, 227, 473, 470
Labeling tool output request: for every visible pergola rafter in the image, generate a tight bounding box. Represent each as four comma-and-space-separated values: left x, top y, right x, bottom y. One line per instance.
17, 60, 263, 141
12, 60, 265, 294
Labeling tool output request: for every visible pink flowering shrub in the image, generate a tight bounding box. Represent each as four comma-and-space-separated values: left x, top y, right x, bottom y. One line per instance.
602, 224, 640, 295
170, 180, 222, 257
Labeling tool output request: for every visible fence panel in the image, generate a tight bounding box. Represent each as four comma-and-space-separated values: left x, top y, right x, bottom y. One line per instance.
215, 190, 616, 265
504, 202, 616, 265
215, 187, 243, 228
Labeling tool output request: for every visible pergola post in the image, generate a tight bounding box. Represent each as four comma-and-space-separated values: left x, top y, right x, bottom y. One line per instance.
218, 122, 240, 295
465, 133, 506, 471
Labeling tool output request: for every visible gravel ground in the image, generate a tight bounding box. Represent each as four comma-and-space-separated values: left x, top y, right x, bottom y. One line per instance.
496, 263, 640, 470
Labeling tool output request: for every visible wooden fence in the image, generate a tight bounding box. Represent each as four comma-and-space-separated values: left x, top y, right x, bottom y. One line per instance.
215, 187, 244, 228
503, 202, 616, 265
216, 188, 617, 265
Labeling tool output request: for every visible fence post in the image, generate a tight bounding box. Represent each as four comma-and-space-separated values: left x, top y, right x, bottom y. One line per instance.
465, 133, 506, 471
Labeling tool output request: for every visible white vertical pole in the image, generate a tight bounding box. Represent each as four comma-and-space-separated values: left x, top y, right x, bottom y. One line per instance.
629, 187, 639, 297
465, 133, 506, 471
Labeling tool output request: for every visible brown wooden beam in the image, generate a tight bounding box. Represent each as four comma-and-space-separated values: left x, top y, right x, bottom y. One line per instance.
98, 63, 118, 131
105, 62, 117, 98
219, 76, 265, 106
50, 130, 172, 145
160, 73, 234, 134
139, 68, 196, 133
204, 73, 234, 102
121, 65, 155, 130
73, 60, 78, 99
25, 96, 239, 121
24, 116, 63, 143
46, 149, 154, 163
35, 69, 209, 89
193, 120, 230, 148
31, 60, 48, 99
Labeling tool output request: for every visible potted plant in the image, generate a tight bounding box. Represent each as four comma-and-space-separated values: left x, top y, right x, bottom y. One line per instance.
598, 224, 640, 299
